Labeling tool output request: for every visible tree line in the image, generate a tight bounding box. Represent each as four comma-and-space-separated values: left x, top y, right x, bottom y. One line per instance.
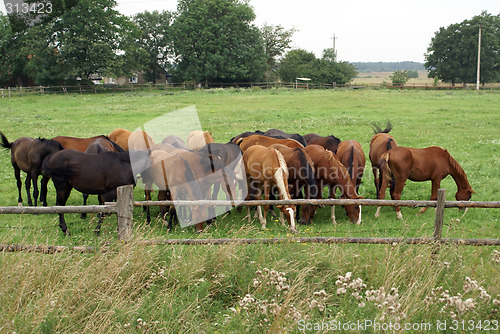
0, 0, 498, 88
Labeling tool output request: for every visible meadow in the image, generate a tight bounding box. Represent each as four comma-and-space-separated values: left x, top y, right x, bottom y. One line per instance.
0, 88, 499, 333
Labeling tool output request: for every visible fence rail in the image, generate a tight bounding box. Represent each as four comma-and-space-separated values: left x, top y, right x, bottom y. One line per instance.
0, 186, 499, 252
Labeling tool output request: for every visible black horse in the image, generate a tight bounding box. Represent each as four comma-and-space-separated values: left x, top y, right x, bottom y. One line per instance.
1, 132, 63, 206
42, 150, 151, 235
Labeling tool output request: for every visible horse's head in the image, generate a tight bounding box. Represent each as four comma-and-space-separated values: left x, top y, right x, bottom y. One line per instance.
343, 195, 363, 224
299, 204, 318, 225
456, 187, 475, 211
278, 204, 297, 232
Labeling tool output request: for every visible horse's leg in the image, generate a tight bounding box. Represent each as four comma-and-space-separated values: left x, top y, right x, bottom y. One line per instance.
418, 179, 440, 215
14, 166, 23, 206
390, 177, 406, 220
40, 175, 49, 207
375, 170, 390, 218
55, 181, 72, 235
144, 188, 151, 224
372, 166, 380, 198
260, 181, 271, 229
31, 173, 39, 207
329, 186, 337, 224
25, 173, 33, 206
81, 193, 89, 219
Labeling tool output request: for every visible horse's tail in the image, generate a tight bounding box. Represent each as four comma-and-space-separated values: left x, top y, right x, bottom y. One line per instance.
386, 138, 395, 151
372, 121, 392, 134
0, 132, 12, 150
378, 152, 393, 187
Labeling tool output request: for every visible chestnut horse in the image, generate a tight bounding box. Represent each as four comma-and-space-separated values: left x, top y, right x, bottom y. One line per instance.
377, 146, 474, 219
108, 128, 132, 151
270, 144, 319, 225
1, 133, 63, 206
303, 134, 342, 154
51, 135, 115, 151
237, 134, 304, 153
369, 122, 398, 197
243, 145, 296, 232
149, 150, 206, 231
304, 145, 362, 224
186, 130, 215, 151
336, 140, 366, 193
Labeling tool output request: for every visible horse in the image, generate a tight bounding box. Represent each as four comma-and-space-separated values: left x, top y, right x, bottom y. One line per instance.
243, 145, 296, 232
303, 134, 342, 154
42, 150, 151, 235
128, 130, 156, 223
369, 122, 398, 198
377, 146, 475, 219
108, 128, 132, 151
237, 135, 304, 153
186, 130, 215, 151
336, 140, 366, 194
149, 150, 206, 231
263, 129, 308, 147
161, 135, 188, 150
270, 144, 319, 225
51, 135, 113, 152
229, 130, 265, 143
80, 137, 125, 218
304, 145, 362, 224
1, 133, 64, 206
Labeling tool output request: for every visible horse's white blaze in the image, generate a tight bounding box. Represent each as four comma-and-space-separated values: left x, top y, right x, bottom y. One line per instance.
286, 207, 296, 232
356, 206, 362, 225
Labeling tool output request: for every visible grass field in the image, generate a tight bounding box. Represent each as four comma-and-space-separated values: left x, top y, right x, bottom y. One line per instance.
0, 88, 499, 333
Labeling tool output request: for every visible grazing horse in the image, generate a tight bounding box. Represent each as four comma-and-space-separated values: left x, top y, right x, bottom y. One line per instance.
237, 135, 304, 153
51, 135, 113, 152
161, 135, 188, 150
243, 145, 296, 232
128, 131, 156, 223
270, 144, 319, 225
304, 145, 362, 224
229, 130, 265, 143
369, 122, 398, 198
303, 134, 342, 154
1, 133, 63, 206
186, 130, 215, 151
264, 129, 308, 147
108, 128, 132, 151
149, 150, 206, 231
42, 150, 151, 235
336, 140, 366, 193
377, 146, 475, 219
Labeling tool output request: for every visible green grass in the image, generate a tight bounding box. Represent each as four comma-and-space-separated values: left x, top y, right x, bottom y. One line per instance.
0, 88, 499, 333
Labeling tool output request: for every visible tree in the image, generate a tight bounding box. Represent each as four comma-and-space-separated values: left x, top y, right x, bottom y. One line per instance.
133, 10, 174, 84
389, 70, 409, 85
171, 0, 266, 83
260, 23, 295, 80
425, 12, 500, 85
277, 49, 317, 82
0, 14, 29, 86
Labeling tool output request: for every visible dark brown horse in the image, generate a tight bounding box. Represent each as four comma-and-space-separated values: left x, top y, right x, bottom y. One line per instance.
42, 150, 151, 235
377, 146, 474, 219
270, 144, 319, 225
336, 140, 366, 193
303, 134, 342, 154
369, 122, 398, 198
263, 129, 308, 147
304, 145, 362, 224
1, 133, 63, 206
243, 145, 297, 232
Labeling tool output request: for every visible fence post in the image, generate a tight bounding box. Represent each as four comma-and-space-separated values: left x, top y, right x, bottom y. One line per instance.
117, 185, 134, 242
433, 189, 446, 241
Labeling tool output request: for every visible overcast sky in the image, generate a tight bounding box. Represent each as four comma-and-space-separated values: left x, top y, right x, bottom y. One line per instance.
2, 0, 499, 62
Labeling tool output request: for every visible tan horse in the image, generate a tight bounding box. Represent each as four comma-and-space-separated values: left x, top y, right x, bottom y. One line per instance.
243, 145, 297, 232
305, 145, 362, 224
186, 130, 215, 151
108, 128, 132, 151
336, 140, 366, 193
377, 146, 475, 219
237, 134, 304, 153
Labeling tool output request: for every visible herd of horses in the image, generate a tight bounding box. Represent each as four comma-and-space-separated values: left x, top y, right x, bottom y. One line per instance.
0, 122, 474, 235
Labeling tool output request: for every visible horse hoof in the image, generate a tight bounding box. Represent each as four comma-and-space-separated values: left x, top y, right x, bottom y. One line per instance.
17, 202, 22, 207
65, 230, 71, 236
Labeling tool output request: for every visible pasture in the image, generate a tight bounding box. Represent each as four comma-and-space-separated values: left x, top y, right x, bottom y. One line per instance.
0, 88, 499, 333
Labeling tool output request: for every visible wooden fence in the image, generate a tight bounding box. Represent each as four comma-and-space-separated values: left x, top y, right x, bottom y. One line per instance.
0, 186, 499, 253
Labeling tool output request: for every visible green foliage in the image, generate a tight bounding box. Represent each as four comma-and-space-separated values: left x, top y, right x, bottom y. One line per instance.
260, 23, 295, 80
389, 70, 409, 85
278, 48, 358, 84
425, 11, 500, 85
407, 70, 419, 79
171, 0, 266, 82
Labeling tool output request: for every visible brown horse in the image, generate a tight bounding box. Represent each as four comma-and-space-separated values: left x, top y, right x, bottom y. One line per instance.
149, 150, 206, 231
237, 134, 304, 153
304, 145, 362, 224
303, 134, 342, 154
1, 133, 63, 206
270, 144, 319, 225
377, 146, 475, 219
369, 122, 398, 198
161, 135, 188, 150
51, 135, 110, 151
243, 145, 297, 232
108, 128, 132, 151
186, 130, 215, 151
128, 130, 156, 223
336, 140, 366, 193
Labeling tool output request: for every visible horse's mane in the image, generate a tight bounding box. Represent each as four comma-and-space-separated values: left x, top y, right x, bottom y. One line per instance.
37, 138, 64, 150
106, 150, 132, 162
444, 150, 470, 183
325, 150, 351, 182
372, 121, 392, 134
273, 149, 290, 200
275, 149, 288, 178
294, 148, 319, 195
